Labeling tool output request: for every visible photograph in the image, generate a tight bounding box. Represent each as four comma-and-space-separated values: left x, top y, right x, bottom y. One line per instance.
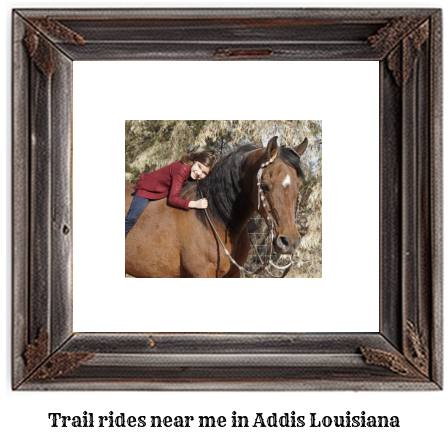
124, 120, 322, 278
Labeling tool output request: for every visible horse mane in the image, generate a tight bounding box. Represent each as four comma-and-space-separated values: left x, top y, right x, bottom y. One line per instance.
181, 144, 304, 232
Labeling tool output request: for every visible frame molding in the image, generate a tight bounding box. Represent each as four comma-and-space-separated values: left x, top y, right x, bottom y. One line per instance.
12, 8, 442, 390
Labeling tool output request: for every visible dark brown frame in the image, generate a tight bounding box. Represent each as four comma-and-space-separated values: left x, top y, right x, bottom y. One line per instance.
12, 8, 442, 390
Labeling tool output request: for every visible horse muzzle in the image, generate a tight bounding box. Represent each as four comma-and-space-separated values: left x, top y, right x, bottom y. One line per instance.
274, 234, 300, 255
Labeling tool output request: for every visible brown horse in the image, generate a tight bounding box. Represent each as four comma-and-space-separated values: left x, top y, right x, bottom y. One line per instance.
125, 136, 308, 278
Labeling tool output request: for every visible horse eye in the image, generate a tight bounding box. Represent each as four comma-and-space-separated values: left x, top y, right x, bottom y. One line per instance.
261, 184, 270, 192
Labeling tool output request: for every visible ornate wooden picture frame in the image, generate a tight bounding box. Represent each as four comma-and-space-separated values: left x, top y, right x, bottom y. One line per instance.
12, 8, 442, 390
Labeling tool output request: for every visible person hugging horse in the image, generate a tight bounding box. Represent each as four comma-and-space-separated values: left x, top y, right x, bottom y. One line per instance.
125, 150, 218, 237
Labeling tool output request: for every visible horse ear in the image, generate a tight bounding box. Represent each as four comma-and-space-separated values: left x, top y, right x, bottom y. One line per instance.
293, 138, 308, 156
265, 136, 278, 160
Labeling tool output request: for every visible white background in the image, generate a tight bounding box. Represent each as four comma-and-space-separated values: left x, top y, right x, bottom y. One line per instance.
73, 60, 379, 333
3, 1, 447, 438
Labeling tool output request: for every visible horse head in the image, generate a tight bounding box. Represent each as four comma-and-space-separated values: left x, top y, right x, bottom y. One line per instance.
253, 136, 308, 255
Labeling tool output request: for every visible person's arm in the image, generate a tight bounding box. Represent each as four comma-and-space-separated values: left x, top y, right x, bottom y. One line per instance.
168, 165, 209, 210
167, 168, 191, 210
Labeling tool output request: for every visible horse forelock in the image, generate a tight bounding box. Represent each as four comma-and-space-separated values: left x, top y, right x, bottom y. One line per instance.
278, 147, 305, 180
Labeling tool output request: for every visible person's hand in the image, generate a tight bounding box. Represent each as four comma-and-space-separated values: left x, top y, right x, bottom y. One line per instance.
194, 198, 208, 209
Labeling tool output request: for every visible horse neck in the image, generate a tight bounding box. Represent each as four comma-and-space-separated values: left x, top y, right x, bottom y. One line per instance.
225, 149, 264, 236
230, 196, 256, 237
199, 149, 262, 237
233, 150, 264, 231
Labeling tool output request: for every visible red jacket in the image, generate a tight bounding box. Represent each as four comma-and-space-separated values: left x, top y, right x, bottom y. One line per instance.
134, 161, 191, 210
